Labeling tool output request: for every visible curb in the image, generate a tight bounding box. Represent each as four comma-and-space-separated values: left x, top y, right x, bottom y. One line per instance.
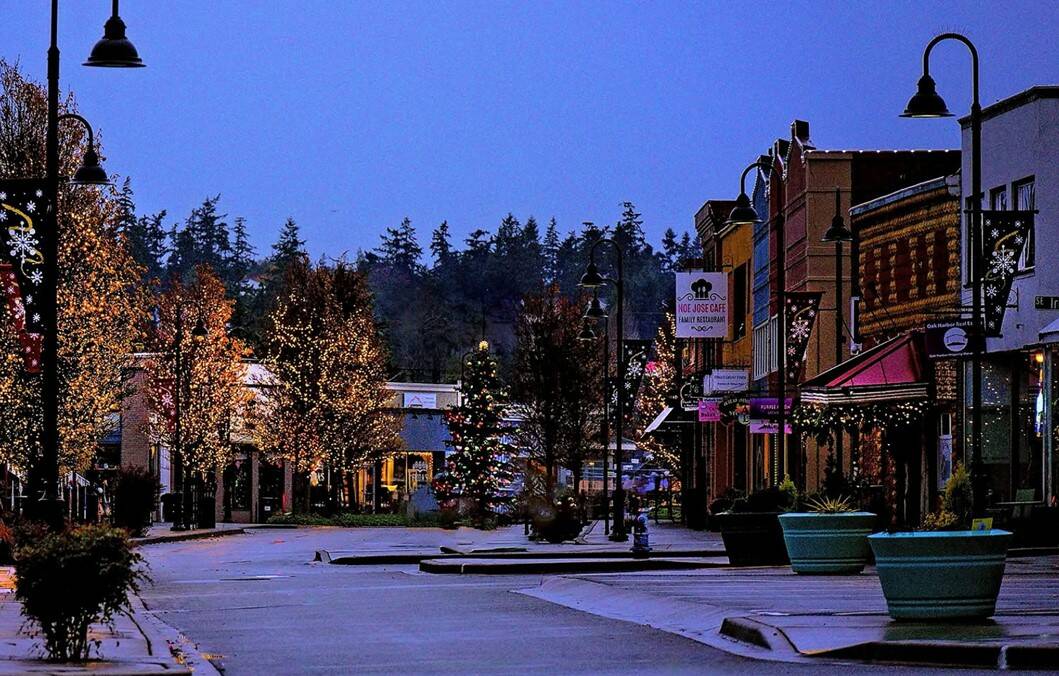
131, 527, 246, 547
319, 548, 726, 566
130, 595, 222, 676
718, 617, 798, 654
421, 557, 725, 575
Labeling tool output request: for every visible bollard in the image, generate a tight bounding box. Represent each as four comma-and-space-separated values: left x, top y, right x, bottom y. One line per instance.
631, 509, 651, 559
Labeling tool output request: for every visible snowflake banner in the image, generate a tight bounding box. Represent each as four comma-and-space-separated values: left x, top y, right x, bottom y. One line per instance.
0, 264, 41, 372
981, 210, 1033, 337
0, 179, 50, 335
784, 291, 822, 383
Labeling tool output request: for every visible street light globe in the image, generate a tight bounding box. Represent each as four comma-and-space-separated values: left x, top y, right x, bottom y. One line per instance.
901, 74, 952, 118
727, 192, 761, 226
84, 14, 146, 68
478, 340, 489, 351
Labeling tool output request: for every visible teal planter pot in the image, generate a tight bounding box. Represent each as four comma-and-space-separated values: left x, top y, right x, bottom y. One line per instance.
714, 512, 788, 566
868, 530, 1012, 620
778, 512, 876, 574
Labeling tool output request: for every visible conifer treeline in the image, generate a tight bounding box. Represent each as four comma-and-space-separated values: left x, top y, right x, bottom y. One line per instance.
120, 189, 699, 379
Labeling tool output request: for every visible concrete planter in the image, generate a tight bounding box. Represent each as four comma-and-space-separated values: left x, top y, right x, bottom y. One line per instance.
868, 530, 1013, 620
714, 512, 788, 566
778, 512, 876, 574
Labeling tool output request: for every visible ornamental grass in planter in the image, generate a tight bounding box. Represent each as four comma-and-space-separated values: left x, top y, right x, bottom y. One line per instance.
715, 477, 797, 566
868, 466, 1012, 621
14, 524, 147, 662
779, 495, 876, 574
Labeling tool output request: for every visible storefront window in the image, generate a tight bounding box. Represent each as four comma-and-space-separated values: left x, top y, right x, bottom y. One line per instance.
1015, 352, 1045, 500
225, 450, 252, 511
968, 360, 1012, 503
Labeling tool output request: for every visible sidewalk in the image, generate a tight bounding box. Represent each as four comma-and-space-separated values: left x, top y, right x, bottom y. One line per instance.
132, 522, 246, 546
520, 553, 1059, 670
0, 566, 210, 674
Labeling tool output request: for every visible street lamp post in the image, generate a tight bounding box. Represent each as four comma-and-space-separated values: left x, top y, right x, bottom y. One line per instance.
822, 187, 852, 473
727, 161, 789, 485
37, 0, 144, 529
901, 32, 985, 515
579, 236, 628, 541
581, 293, 610, 535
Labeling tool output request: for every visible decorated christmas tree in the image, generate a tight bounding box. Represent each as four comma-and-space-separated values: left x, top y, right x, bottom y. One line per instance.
436, 342, 514, 523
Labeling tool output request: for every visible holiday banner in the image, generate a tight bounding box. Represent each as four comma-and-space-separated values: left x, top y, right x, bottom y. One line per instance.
981, 210, 1033, 336
675, 271, 728, 338
784, 291, 822, 383
0, 264, 42, 372
0, 180, 50, 336
614, 340, 652, 416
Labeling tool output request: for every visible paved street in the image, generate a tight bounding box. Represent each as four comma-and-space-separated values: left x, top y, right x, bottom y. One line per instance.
139, 528, 981, 675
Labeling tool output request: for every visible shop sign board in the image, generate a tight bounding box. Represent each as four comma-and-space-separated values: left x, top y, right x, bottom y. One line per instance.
698, 398, 721, 423
925, 320, 979, 358
403, 392, 437, 409
704, 368, 749, 394
675, 272, 728, 338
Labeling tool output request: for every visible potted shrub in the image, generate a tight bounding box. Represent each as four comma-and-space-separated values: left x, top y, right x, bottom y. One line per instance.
14, 525, 147, 662
868, 465, 1012, 620
714, 477, 797, 566
778, 495, 876, 574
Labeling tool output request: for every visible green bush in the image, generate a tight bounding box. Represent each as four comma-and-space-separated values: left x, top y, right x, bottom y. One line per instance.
943, 464, 973, 526
14, 525, 147, 662
110, 467, 159, 537
266, 512, 441, 527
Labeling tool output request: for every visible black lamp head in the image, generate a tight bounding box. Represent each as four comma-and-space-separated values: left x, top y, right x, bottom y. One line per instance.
579, 262, 606, 288
191, 318, 208, 342
726, 192, 760, 226
901, 74, 951, 118
585, 295, 608, 321
70, 145, 110, 185
577, 320, 597, 342
84, 12, 146, 68
822, 213, 852, 243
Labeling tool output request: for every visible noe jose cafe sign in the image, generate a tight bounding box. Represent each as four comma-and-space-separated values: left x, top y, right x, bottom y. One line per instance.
675, 272, 728, 339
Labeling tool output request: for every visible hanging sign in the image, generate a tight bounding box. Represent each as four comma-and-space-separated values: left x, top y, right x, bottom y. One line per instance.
0, 180, 50, 373
981, 210, 1033, 336
1034, 296, 1059, 311
698, 398, 721, 423
675, 271, 728, 338
704, 368, 749, 394
925, 319, 980, 358
748, 397, 793, 434
784, 291, 822, 383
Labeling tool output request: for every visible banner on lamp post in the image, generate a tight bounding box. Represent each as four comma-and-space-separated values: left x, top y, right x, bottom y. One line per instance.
784, 291, 822, 383
0, 180, 51, 373
675, 271, 728, 338
981, 210, 1033, 337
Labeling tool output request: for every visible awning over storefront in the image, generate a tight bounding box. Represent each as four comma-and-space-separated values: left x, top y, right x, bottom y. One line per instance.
644, 407, 673, 434
801, 332, 930, 405
1040, 317, 1059, 344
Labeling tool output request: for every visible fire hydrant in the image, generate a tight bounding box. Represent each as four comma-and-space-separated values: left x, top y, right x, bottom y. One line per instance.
631, 509, 651, 558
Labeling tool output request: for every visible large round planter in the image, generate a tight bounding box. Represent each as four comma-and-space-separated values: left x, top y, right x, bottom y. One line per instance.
778, 512, 876, 574
868, 530, 1012, 620
714, 512, 788, 566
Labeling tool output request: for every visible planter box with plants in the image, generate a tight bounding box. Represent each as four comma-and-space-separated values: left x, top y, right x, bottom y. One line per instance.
868, 465, 1013, 621
714, 479, 797, 566
778, 496, 876, 574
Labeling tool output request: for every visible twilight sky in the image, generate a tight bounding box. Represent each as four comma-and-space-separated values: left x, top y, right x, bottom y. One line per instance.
5, 1, 1058, 260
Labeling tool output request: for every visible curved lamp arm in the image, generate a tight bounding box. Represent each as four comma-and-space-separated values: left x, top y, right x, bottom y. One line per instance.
587, 236, 625, 283
57, 113, 97, 148
922, 32, 979, 108
738, 160, 773, 197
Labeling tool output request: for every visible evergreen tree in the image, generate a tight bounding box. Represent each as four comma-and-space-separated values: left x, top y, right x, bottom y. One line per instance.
613, 201, 645, 254
227, 216, 258, 331
660, 228, 679, 271
167, 195, 231, 283
430, 220, 453, 266
118, 181, 167, 283
434, 342, 514, 523
271, 217, 306, 270
678, 230, 699, 264
376, 217, 422, 272
543, 217, 560, 282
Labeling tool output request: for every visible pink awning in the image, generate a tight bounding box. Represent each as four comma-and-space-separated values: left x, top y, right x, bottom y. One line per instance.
801, 333, 929, 404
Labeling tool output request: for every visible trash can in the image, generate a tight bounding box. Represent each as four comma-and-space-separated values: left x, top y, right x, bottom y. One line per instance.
160, 493, 179, 523
197, 495, 216, 529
